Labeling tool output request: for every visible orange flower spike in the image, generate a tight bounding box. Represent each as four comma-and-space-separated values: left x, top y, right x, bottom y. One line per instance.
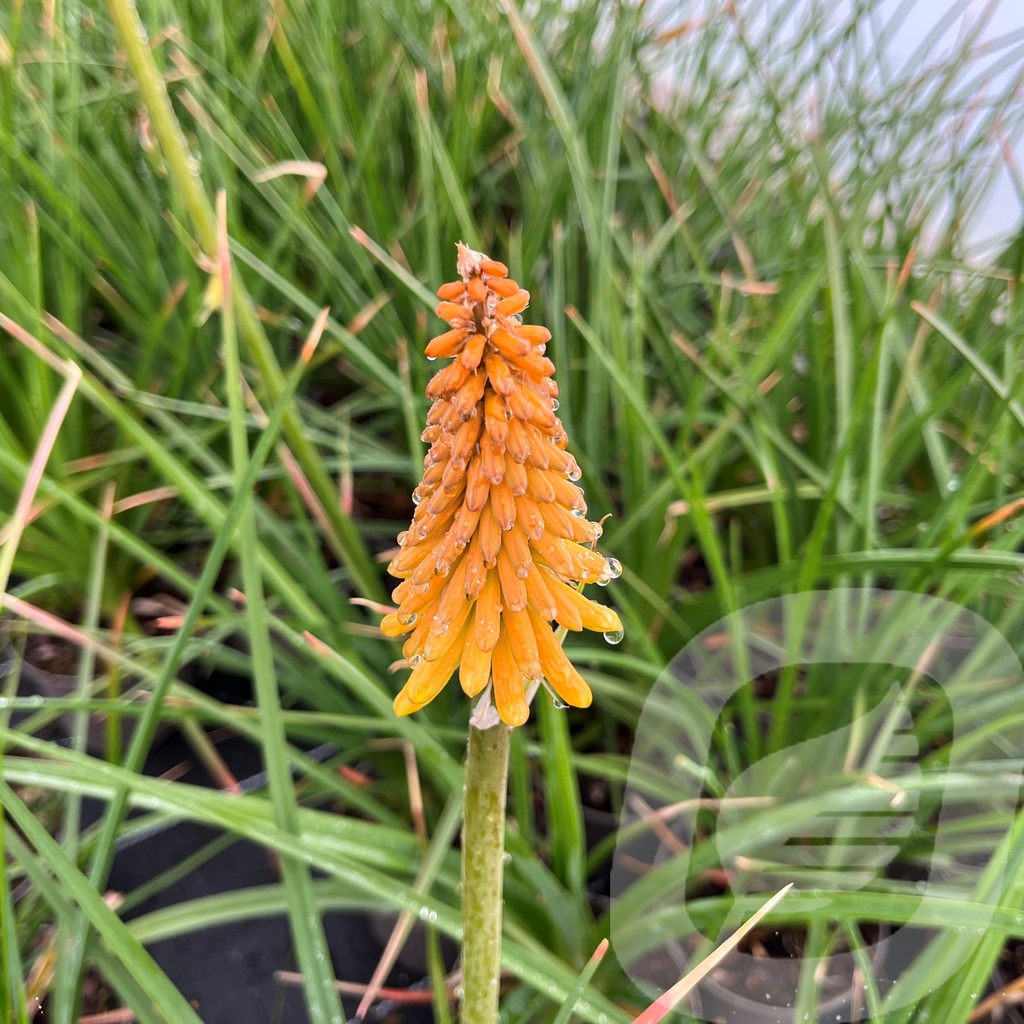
386, 242, 623, 726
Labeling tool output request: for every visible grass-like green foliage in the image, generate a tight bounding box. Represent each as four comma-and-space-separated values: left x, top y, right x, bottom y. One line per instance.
1, 0, 1023, 1021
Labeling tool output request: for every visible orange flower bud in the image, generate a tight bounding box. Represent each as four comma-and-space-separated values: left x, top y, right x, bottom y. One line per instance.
480, 258, 508, 277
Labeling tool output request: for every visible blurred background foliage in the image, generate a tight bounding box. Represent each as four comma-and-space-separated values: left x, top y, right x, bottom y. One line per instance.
1, 0, 1023, 1020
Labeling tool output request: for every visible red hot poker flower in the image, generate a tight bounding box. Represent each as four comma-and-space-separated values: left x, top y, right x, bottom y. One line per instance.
382, 244, 623, 727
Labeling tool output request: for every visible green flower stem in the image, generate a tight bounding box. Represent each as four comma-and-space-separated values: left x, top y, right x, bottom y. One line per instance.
461, 722, 512, 1024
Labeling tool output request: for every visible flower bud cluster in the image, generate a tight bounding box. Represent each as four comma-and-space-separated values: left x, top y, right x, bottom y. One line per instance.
383, 244, 623, 726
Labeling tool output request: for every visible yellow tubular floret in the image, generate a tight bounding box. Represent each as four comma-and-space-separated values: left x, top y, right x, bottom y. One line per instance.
490, 626, 529, 727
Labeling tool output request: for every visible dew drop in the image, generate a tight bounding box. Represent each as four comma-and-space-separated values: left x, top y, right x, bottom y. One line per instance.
510, 314, 523, 324
412, 491, 423, 506
947, 477, 960, 492
604, 557, 622, 579
515, 565, 530, 579
552, 696, 569, 709
398, 612, 418, 626
409, 654, 423, 668
427, 355, 437, 362
572, 507, 586, 518
397, 530, 410, 546
551, 398, 559, 411
567, 463, 582, 482
596, 577, 609, 587
603, 628, 624, 645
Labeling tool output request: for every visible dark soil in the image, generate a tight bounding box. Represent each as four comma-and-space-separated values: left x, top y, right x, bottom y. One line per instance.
93, 729, 434, 1024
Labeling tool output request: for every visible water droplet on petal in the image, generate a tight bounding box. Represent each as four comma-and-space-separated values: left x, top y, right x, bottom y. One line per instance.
604, 557, 622, 579
551, 398, 559, 411
591, 522, 603, 539
572, 507, 586, 518
397, 531, 410, 546
426, 355, 437, 362
412, 492, 423, 506
398, 612, 418, 626
567, 463, 582, 482
603, 628, 624, 645
552, 696, 569, 709
409, 654, 423, 668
